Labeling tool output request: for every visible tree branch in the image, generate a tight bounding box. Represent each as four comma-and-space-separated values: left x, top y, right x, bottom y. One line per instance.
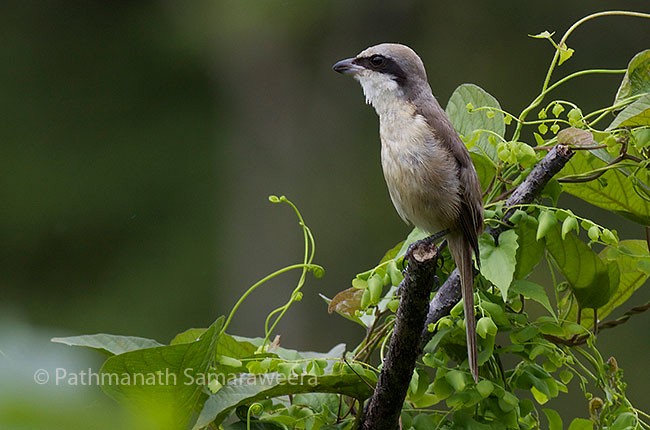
544, 300, 650, 346
419, 144, 575, 348
360, 238, 440, 430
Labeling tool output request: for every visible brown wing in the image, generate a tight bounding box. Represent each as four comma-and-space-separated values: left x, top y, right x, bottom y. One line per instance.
415, 92, 484, 264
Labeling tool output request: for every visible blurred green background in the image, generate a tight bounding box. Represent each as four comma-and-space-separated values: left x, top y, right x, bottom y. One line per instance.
1, 1, 649, 428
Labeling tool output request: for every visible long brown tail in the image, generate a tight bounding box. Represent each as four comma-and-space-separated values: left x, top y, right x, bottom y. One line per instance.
448, 235, 478, 383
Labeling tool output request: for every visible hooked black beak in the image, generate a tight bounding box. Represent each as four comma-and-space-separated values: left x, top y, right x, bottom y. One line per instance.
332, 57, 363, 75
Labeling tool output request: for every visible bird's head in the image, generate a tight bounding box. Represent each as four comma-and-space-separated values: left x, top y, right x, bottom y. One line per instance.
332, 43, 428, 110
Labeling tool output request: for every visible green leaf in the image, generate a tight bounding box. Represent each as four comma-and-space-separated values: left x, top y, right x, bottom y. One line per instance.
531, 385, 549, 404
538, 123, 548, 134
170, 328, 207, 345
561, 216, 579, 239
544, 224, 615, 310
587, 225, 600, 242
431, 373, 454, 400
446, 83, 505, 162
194, 372, 375, 428
511, 325, 539, 344
51, 334, 163, 356
632, 127, 650, 150
529, 30, 554, 39
478, 230, 519, 300
471, 152, 497, 193
558, 43, 574, 65
510, 280, 554, 315
476, 316, 498, 339
543, 408, 563, 430
567, 108, 583, 127
498, 391, 519, 412
99, 317, 223, 430
566, 240, 650, 328
514, 141, 538, 167
514, 214, 545, 279
601, 228, 618, 246
608, 93, 650, 129
475, 380, 494, 398
559, 370, 573, 384
215, 334, 257, 359
387, 298, 400, 313
444, 369, 467, 392
610, 412, 638, 430
568, 418, 594, 430
367, 273, 384, 305
387, 260, 404, 286
536, 210, 557, 240
423, 326, 452, 354
560, 150, 650, 225
614, 49, 650, 105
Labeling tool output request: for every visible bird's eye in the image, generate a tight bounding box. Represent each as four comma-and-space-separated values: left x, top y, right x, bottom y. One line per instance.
369, 55, 385, 67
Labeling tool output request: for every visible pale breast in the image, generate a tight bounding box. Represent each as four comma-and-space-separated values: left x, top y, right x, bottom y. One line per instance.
379, 111, 462, 234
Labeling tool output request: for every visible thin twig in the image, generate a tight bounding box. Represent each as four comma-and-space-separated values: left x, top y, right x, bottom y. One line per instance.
544, 301, 650, 346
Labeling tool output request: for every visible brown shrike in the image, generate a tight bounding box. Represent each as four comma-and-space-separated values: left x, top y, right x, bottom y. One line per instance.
333, 43, 484, 382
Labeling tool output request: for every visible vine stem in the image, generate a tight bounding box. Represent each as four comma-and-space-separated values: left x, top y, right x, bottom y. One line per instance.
220, 263, 321, 336
221, 194, 322, 341
513, 10, 650, 141
262, 197, 318, 346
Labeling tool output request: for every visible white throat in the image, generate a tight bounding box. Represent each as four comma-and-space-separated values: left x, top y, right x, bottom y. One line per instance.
355, 72, 406, 117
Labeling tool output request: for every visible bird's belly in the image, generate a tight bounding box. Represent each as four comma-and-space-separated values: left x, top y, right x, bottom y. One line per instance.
380, 119, 461, 234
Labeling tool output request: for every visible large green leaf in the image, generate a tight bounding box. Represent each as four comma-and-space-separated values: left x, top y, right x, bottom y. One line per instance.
471, 152, 497, 193
510, 280, 554, 316
99, 318, 223, 430
613, 49, 650, 105
170, 328, 208, 345
446, 83, 505, 163
193, 372, 376, 428
544, 224, 617, 310
478, 230, 519, 300
513, 214, 545, 280
51, 334, 163, 356
565, 240, 650, 328
216, 333, 259, 358
543, 408, 564, 430
568, 418, 594, 430
559, 151, 650, 225
608, 93, 650, 129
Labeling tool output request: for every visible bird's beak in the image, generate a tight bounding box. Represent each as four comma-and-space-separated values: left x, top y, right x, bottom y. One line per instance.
332, 57, 363, 75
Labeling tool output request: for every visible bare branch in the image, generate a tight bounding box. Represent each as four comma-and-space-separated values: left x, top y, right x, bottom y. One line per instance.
360, 239, 440, 430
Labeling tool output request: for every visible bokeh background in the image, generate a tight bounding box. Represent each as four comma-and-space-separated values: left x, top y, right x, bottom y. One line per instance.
1, 1, 649, 428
